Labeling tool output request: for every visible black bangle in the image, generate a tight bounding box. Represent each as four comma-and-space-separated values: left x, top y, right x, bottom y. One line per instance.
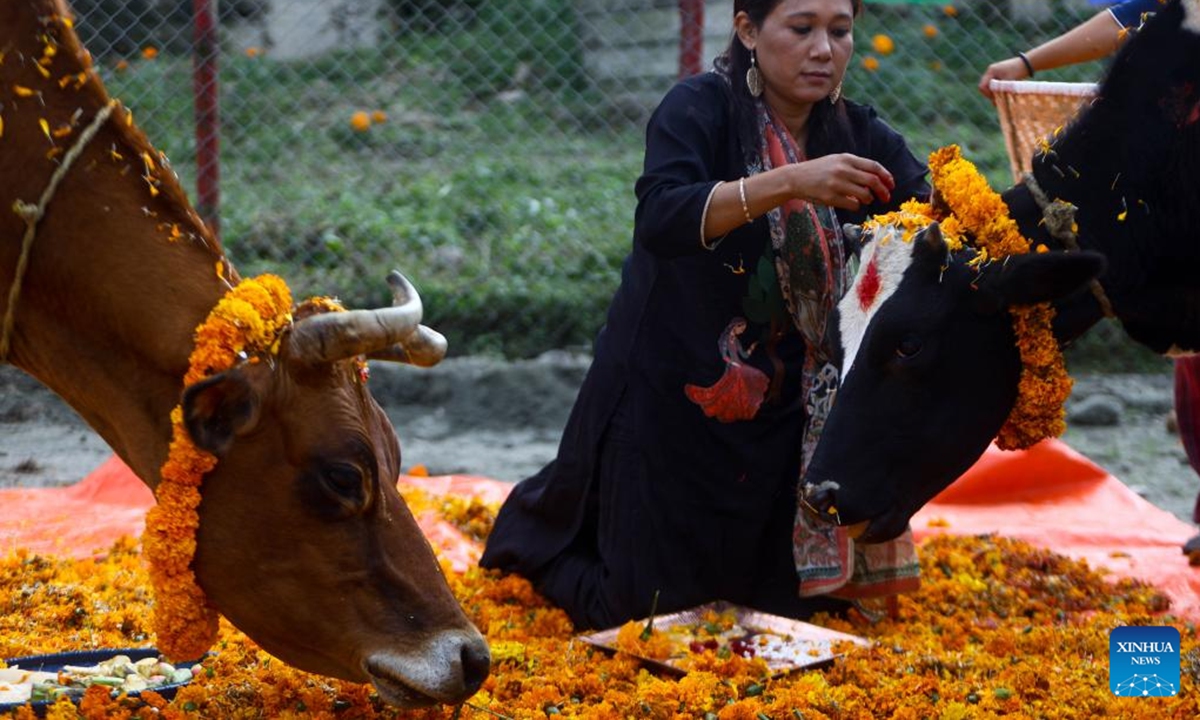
1016, 51, 1035, 77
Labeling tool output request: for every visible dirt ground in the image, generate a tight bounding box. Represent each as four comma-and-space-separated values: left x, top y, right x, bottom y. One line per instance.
1, 358, 1195, 531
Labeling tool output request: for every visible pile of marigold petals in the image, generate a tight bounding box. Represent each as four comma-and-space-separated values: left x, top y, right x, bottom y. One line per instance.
0, 485, 1195, 719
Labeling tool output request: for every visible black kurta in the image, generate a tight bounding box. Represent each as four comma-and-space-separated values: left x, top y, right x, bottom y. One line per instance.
480, 72, 929, 630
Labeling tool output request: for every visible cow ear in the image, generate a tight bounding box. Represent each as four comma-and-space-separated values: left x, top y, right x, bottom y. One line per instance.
182, 363, 269, 457
979, 250, 1106, 311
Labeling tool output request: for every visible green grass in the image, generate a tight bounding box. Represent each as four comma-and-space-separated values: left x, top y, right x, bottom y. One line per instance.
91, 4, 1157, 367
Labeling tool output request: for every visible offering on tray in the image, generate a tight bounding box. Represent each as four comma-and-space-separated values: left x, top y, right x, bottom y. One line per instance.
578, 602, 870, 676
0, 652, 197, 705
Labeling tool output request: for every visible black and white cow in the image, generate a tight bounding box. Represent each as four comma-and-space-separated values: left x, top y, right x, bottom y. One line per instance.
800, 0, 1200, 544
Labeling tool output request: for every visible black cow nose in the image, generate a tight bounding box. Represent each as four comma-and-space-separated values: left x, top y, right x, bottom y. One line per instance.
461, 639, 491, 695
802, 483, 840, 524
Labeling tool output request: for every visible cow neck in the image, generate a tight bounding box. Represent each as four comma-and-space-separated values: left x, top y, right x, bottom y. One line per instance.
0, 101, 117, 363
0, 4, 235, 490
1001, 182, 1115, 349
11, 216, 236, 493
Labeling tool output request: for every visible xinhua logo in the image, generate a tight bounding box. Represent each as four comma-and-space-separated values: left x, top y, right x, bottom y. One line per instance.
1109, 626, 1180, 697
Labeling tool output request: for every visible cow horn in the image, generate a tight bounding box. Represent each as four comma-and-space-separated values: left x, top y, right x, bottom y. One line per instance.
286, 271, 448, 367
922, 221, 945, 249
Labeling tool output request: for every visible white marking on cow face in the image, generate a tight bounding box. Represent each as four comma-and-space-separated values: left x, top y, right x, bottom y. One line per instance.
1185, 0, 1200, 34
837, 224, 917, 381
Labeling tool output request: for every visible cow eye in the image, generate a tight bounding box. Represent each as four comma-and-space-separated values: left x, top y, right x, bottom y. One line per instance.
896, 335, 923, 359
322, 463, 366, 499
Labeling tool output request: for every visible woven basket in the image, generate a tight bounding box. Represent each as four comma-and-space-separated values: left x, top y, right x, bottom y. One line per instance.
990, 79, 1098, 183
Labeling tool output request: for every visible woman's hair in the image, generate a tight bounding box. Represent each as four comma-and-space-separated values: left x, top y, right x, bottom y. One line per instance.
715, 0, 865, 166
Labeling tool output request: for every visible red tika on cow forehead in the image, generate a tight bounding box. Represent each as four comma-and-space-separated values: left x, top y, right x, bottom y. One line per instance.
857, 256, 882, 312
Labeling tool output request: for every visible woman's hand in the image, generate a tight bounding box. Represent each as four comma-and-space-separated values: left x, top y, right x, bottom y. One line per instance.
788, 154, 894, 211
978, 57, 1030, 100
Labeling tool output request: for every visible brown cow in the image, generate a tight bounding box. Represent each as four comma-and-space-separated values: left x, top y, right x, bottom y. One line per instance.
0, 0, 489, 708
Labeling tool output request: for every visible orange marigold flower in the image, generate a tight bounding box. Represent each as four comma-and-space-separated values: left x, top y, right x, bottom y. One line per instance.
923, 24, 939, 38
872, 34, 895, 55
0, 521, 1189, 716
943, 4, 959, 17
927, 145, 1069, 450
371, 109, 388, 124
350, 110, 371, 132
141, 46, 158, 60
146, 275, 294, 661
862, 56, 880, 72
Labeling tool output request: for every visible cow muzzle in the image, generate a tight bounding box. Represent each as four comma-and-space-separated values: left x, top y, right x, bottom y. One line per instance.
363, 629, 490, 708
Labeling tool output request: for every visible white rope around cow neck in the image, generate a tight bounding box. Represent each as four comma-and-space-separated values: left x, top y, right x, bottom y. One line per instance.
1, 100, 116, 364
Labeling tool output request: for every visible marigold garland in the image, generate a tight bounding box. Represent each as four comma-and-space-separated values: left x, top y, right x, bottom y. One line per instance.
864, 145, 1071, 450
142, 274, 293, 662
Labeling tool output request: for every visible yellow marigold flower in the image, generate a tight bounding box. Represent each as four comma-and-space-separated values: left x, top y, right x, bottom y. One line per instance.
350, 110, 371, 132
872, 34, 895, 55
862, 55, 880, 72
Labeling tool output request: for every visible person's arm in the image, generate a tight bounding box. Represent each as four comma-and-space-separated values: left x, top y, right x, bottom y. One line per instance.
634, 78, 895, 253
977, 8, 1128, 100
702, 154, 894, 241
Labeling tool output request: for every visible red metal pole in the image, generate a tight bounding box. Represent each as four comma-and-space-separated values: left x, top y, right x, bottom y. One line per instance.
192, 0, 220, 237
678, 0, 705, 79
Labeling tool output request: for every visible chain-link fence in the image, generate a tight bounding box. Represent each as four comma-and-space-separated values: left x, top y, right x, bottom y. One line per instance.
66, 0, 1165, 369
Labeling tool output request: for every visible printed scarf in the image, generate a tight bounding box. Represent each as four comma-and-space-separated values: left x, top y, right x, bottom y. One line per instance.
752, 101, 920, 601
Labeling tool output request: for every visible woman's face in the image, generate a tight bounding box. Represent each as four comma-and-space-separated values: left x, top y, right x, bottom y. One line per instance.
743, 0, 855, 112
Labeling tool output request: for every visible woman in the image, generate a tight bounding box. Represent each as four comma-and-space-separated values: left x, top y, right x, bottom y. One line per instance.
480, 0, 930, 630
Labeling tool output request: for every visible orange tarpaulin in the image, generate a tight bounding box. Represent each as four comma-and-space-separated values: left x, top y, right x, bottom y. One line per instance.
2, 440, 1198, 619
915, 440, 1200, 620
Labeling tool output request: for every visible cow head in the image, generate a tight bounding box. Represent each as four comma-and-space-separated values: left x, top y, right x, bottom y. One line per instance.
799, 223, 1104, 543
180, 273, 489, 708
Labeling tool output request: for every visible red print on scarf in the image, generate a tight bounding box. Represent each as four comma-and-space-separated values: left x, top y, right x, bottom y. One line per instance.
685, 319, 769, 422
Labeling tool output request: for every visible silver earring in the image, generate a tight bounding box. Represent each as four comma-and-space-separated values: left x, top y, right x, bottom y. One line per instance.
829, 81, 842, 104
746, 50, 763, 98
